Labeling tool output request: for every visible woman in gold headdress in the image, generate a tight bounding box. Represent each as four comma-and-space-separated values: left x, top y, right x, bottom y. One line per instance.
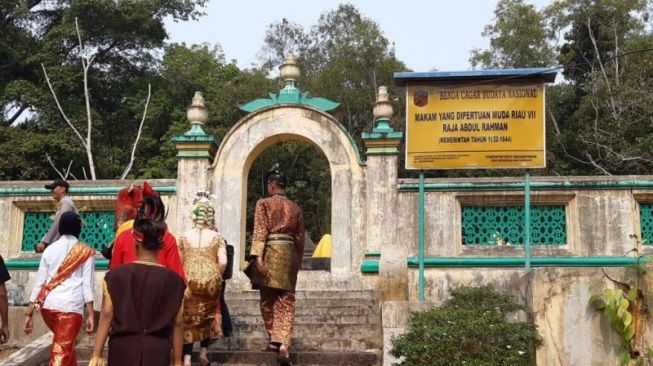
180, 191, 227, 366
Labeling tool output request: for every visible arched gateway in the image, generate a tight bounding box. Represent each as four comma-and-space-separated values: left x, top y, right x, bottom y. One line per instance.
173, 55, 404, 292
211, 104, 366, 274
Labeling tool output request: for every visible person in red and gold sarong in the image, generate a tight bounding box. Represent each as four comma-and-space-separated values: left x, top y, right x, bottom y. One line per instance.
109, 182, 185, 280
24, 212, 96, 366
89, 206, 186, 366
245, 166, 304, 366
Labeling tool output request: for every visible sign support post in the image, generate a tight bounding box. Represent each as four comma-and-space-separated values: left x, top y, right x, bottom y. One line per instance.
418, 171, 426, 301
524, 170, 531, 272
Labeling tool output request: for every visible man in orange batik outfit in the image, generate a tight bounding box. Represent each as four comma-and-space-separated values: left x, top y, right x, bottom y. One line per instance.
247, 166, 304, 366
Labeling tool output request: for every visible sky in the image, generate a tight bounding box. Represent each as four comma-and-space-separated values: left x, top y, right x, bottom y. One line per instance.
165, 0, 552, 72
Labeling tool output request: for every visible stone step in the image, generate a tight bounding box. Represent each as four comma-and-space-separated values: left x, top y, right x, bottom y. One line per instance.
228, 304, 379, 317
208, 350, 381, 366
71, 350, 381, 366
227, 298, 379, 309
225, 290, 377, 300
231, 314, 380, 325
211, 336, 381, 352
37, 288, 383, 366
231, 323, 381, 339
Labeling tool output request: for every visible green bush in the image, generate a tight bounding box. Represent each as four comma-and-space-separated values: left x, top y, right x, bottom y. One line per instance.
390, 286, 542, 366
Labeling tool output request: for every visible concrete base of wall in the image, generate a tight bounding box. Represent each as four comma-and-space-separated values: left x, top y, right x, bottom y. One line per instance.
386, 266, 653, 366
381, 301, 441, 366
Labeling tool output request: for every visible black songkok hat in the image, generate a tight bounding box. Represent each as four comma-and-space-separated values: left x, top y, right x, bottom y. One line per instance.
59, 211, 82, 237
265, 163, 288, 188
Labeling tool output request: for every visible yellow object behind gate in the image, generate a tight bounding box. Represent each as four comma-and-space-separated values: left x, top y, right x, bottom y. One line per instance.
312, 234, 332, 258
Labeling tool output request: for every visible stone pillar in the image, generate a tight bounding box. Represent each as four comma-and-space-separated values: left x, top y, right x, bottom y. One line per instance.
362, 87, 406, 301
171, 92, 219, 234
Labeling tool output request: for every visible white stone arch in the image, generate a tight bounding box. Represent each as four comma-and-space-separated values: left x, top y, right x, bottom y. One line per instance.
210, 105, 366, 276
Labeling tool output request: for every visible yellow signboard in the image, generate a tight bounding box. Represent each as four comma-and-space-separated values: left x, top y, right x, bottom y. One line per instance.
405, 82, 545, 169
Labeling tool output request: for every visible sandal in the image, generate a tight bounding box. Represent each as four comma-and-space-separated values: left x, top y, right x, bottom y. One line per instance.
198, 348, 210, 366
277, 355, 293, 366
199, 356, 210, 366
262, 343, 279, 352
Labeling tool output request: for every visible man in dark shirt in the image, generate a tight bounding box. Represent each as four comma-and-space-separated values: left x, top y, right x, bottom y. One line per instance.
0, 255, 11, 344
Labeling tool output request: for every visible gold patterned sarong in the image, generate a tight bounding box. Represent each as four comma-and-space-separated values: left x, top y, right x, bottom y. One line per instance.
260, 287, 296, 347
180, 235, 224, 343
251, 234, 298, 292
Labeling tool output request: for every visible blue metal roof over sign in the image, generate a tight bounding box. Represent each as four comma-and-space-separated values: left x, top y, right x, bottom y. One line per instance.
394, 68, 558, 86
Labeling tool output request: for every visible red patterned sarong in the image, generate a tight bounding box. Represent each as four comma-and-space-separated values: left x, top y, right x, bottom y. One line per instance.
35, 241, 93, 365
41, 309, 82, 366
260, 287, 296, 347
35, 241, 95, 307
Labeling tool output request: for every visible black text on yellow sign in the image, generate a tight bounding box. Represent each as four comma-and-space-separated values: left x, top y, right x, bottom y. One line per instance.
405, 83, 546, 170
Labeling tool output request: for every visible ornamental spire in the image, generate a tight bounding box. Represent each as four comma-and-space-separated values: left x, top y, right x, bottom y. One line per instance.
373, 86, 393, 122
187, 91, 208, 126
279, 53, 300, 88
362, 86, 403, 156
239, 54, 339, 113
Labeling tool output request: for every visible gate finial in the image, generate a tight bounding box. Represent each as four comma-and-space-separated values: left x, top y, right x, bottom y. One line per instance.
362, 86, 403, 156
239, 54, 339, 112
373, 86, 393, 122
187, 91, 208, 126
280, 54, 300, 85
172, 91, 218, 162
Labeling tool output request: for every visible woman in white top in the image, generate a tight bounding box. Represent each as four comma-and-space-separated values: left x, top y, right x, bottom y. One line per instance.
24, 212, 95, 366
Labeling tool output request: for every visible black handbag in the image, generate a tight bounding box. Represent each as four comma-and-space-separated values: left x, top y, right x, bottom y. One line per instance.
223, 242, 234, 280
101, 240, 114, 260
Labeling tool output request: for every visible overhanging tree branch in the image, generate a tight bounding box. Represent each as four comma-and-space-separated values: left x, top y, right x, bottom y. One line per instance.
120, 84, 151, 179
64, 160, 73, 178
76, 17, 97, 180
585, 17, 618, 119
548, 110, 561, 136
41, 63, 87, 147
42, 17, 152, 180
45, 154, 65, 179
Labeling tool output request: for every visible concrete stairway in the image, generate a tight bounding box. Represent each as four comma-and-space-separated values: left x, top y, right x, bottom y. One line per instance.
205, 290, 383, 366
63, 290, 382, 366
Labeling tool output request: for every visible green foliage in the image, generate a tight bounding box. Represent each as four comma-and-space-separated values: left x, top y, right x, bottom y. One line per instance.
2, 1, 653, 181
590, 235, 653, 365
0, 0, 207, 179
470, 0, 556, 69
138, 42, 254, 178
590, 289, 636, 350
0, 124, 85, 180
548, 0, 649, 85
259, 4, 406, 150
466, 0, 653, 177
544, 0, 653, 175
390, 287, 541, 366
